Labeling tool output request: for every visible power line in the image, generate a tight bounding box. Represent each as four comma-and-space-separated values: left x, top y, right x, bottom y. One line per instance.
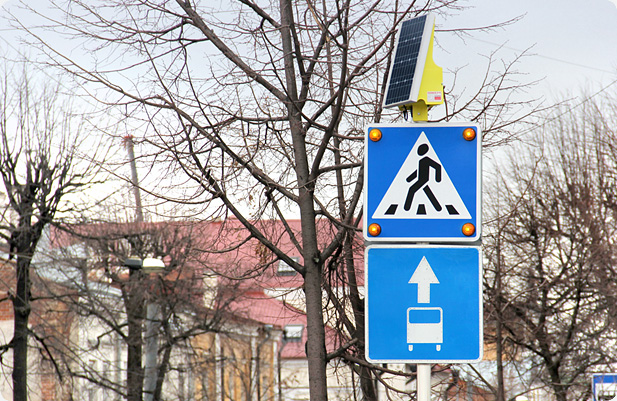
518, 76, 617, 136
469, 37, 616, 75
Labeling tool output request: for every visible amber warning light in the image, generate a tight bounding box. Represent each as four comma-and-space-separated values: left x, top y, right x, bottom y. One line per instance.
368, 223, 382, 237
462, 128, 476, 141
369, 129, 382, 142
462, 223, 475, 237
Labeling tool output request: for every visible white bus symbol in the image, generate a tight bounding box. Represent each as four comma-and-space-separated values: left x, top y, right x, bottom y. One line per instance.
407, 307, 443, 351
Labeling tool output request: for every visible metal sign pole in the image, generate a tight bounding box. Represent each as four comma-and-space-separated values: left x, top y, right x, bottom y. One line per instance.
364, 14, 483, 401
417, 364, 431, 401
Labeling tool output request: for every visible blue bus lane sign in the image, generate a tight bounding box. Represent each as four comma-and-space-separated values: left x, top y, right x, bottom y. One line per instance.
365, 245, 483, 363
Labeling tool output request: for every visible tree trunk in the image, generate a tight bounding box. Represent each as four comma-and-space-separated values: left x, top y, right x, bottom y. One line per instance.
495, 243, 506, 401
303, 254, 329, 401
344, 233, 377, 401
127, 269, 145, 401
154, 340, 172, 401
12, 256, 31, 401
554, 387, 567, 401
548, 364, 567, 401
278, 0, 329, 398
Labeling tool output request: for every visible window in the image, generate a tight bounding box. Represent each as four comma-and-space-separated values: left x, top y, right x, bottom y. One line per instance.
283, 324, 303, 342
277, 256, 300, 276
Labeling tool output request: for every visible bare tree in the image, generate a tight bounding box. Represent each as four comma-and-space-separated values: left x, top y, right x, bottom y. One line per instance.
0, 67, 105, 400
11, 1, 547, 399
32, 219, 241, 400
482, 96, 617, 401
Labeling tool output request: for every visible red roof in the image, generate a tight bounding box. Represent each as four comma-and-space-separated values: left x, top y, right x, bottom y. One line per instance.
49, 218, 362, 359
229, 289, 339, 358
51, 218, 365, 289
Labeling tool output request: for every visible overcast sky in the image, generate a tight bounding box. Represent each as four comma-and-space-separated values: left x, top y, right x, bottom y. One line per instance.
1, 0, 616, 103
440, 0, 617, 101
0, 0, 614, 216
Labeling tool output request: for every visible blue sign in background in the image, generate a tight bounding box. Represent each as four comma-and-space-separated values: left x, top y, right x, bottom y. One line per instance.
366, 245, 482, 363
364, 123, 480, 242
593, 374, 617, 401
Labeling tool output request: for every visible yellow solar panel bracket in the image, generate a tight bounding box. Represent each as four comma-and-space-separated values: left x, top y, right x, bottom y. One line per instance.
383, 13, 444, 122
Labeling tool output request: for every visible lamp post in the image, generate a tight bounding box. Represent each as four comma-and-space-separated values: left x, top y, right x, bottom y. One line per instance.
142, 259, 164, 401
124, 257, 165, 401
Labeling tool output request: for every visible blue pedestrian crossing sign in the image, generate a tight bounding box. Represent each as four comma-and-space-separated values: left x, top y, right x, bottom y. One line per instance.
365, 245, 483, 363
364, 123, 481, 242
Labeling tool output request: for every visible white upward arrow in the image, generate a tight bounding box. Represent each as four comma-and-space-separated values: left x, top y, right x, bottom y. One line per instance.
409, 256, 439, 303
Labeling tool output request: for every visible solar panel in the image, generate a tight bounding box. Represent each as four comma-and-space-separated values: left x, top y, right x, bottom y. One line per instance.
383, 14, 435, 109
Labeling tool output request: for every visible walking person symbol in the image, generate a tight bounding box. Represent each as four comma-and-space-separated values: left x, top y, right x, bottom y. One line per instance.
404, 144, 442, 212
372, 131, 470, 219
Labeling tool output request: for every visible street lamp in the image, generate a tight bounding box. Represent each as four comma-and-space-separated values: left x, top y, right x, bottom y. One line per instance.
123, 257, 165, 401
142, 258, 165, 274
125, 257, 165, 274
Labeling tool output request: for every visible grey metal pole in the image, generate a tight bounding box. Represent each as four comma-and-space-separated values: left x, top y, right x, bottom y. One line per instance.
125, 136, 152, 400
143, 302, 161, 401
417, 364, 431, 401
124, 135, 144, 223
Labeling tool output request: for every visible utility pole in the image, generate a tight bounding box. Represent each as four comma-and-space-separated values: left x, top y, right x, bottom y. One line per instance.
125, 135, 162, 401
124, 135, 145, 401
125, 135, 144, 223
